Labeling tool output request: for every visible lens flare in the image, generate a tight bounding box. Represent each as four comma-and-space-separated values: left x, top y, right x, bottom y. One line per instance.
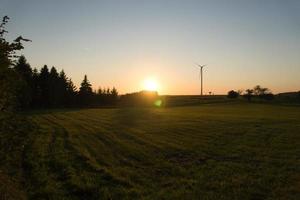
154, 99, 162, 107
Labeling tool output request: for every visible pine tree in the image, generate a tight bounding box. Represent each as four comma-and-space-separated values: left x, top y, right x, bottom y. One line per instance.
79, 75, 93, 106
111, 87, 118, 98
31, 68, 41, 107
48, 66, 60, 107
97, 87, 103, 95
66, 78, 77, 106
14, 55, 33, 108
67, 79, 77, 94
14, 55, 32, 82
79, 75, 92, 94
58, 70, 68, 106
111, 87, 118, 104
39, 65, 50, 107
59, 70, 68, 88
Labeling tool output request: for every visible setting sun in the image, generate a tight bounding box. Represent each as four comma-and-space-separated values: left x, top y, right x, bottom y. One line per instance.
144, 78, 159, 91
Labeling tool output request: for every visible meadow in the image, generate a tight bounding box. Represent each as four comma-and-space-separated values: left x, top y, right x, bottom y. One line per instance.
1, 102, 300, 199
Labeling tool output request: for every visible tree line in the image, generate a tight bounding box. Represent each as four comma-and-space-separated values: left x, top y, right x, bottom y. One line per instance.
16, 56, 118, 109
227, 85, 274, 101
0, 16, 118, 111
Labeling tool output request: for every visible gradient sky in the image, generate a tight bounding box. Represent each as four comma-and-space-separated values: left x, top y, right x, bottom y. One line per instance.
2, 0, 300, 94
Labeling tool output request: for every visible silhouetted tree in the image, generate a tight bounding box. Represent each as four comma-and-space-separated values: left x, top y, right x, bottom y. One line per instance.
1, 16, 119, 110
253, 85, 262, 96
66, 78, 77, 106
14, 55, 32, 82
253, 85, 273, 100
14, 55, 33, 108
0, 16, 31, 111
227, 90, 239, 99
31, 68, 42, 107
58, 70, 69, 106
39, 65, 50, 107
79, 75, 93, 106
111, 87, 118, 104
48, 67, 61, 107
254, 85, 269, 96
97, 87, 103, 95
244, 89, 254, 101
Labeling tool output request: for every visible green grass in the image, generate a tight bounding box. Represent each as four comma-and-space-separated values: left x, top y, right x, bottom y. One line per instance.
161, 95, 234, 107
1, 103, 300, 199
0, 113, 31, 200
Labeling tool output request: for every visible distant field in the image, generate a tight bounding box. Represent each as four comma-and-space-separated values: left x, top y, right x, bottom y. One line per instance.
1, 103, 300, 199
160, 94, 300, 107
161, 95, 231, 107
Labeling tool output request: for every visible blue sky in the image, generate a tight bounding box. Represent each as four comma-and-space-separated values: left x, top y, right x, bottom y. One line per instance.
2, 0, 300, 94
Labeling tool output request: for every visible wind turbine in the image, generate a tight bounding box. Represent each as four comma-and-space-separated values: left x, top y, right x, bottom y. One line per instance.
195, 63, 207, 96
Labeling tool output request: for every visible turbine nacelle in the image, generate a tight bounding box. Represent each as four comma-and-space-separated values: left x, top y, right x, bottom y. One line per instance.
195, 63, 206, 68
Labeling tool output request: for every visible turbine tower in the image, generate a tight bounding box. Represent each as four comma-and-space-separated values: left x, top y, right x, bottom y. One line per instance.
196, 64, 207, 96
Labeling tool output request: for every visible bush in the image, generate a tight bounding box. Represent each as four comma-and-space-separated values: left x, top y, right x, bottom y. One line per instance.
227, 90, 239, 99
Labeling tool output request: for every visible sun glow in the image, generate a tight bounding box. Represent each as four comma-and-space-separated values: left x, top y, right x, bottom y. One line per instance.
144, 78, 159, 91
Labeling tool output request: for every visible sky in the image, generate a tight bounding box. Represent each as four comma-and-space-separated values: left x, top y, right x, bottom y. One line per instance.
1, 0, 300, 94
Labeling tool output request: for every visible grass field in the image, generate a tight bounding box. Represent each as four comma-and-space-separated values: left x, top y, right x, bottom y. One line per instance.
1, 103, 300, 199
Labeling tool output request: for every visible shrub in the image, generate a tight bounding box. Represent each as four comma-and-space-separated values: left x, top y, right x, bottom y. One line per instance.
227, 90, 239, 99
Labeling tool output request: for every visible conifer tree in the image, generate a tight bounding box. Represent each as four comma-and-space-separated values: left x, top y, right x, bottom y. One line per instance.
58, 70, 68, 106
79, 75, 93, 106
14, 55, 32, 82
48, 67, 60, 107
110, 87, 118, 105
31, 68, 41, 107
14, 56, 33, 108
39, 65, 50, 107
66, 78, 77, 106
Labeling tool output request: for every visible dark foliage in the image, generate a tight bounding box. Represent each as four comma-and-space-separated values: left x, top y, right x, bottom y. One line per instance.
120, 91, 159, 106
227, 90, 239, 99
243, 89, 254, 101
16, 63, 119, 109
0, 16, 118, 110
94, 87, 118, 106
14, 55, 32, 108
78, 75, 93, 106
0, 16, 31, 111
242, 85, 274, 102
